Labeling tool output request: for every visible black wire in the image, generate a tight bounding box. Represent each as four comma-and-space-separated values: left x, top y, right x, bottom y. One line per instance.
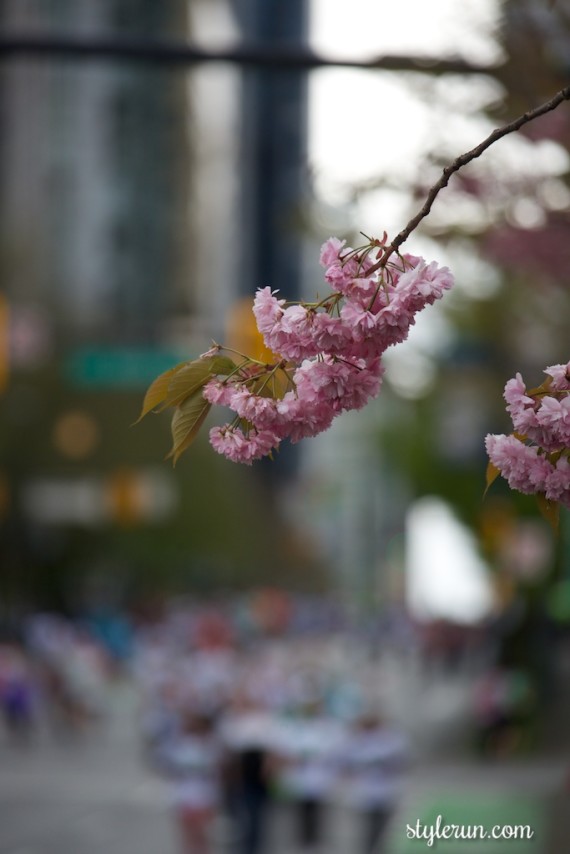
0, 34, 492, 74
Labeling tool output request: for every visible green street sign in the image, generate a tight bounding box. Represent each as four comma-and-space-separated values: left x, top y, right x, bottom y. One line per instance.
66, 347, 186, 389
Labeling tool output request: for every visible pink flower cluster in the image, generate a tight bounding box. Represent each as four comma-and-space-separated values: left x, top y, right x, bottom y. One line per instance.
253, 242, 453, 363
206, 236, 453, 464
486, 362, 570, 508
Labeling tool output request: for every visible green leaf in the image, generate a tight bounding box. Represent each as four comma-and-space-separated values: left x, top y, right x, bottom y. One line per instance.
248, 366, 291, 401
134, 361, 188, 423
484, 460, 501, 497
167, 391, 211, 465
249, 375, 273, 399
161, 355, 237, 410
536, 493, 560, 533
209, 354, 238, 376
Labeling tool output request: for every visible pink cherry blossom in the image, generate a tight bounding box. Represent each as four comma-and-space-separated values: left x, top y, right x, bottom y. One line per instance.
344, 277, 379, 307
265, 305, 321, 361
323, 249, 362, 294
503, 373, 539, 435
340, 302, 378, 340
203, 379, 235, 407
413, 260, 454, 303
311, 313, 354, 354
245, 428, 282, 460
486, 363, 570, 507
536, 395, 570, 447
252, 287, 285, 335
485, 434, 552, 495
209, 425, 250, 463
228, 387, 279, 429
545, 456, 570, 506
205, 234, 455, 463
276, 393, 335, 443
294, 356, 383, 413
545, 362, 570, 391
319, 237, 346, 268
209, 424, 280, 464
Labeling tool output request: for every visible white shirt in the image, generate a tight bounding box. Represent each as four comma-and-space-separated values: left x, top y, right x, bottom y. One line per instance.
160, 733, 222, 809
340, 728, 408, 809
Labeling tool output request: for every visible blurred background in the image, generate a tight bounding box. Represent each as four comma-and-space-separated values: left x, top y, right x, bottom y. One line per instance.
1, 0, 570, 852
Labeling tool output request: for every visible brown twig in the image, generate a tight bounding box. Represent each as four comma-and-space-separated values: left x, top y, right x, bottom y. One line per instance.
368, 84, 570, 273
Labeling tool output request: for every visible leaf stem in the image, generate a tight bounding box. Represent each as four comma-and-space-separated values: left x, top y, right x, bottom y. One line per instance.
219, 346, 266, 366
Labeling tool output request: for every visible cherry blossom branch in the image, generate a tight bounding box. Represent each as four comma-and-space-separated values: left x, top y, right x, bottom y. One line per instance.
368, 84, 570, 274
140, 84, 570, 474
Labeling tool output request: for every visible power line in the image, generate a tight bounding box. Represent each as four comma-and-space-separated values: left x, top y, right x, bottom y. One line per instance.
0, 34, 494, 74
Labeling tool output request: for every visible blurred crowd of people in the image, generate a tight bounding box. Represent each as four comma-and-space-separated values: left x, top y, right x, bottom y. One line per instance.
0, 597, 412, 854
0, 613, 117, 739
0, 592, 542, 853
135, 603, 409, 854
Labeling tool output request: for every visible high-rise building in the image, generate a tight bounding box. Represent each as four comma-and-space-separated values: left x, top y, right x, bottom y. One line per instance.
0, 0, 191, 343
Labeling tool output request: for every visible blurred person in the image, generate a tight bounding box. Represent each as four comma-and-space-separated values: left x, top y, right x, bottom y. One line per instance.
28, 616, 109, 735
340, 710, 409, 854
179, 646, 236, 719
25, 614, 74, 733
0, 644, 36, 741
220, 691, 277, 854
140, 678, 181, 769
158, 709, 223, 854
474, 667, 536, 756
58, 627, 110, 726
85, 608, 133, 673
276, 698, 345, 853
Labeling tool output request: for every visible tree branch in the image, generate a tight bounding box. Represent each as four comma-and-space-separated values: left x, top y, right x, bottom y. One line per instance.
369, 84, 570, 273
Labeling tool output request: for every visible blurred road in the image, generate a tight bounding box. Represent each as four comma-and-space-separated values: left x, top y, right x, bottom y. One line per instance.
0, 683, 175, 854
0, 681, 567, 854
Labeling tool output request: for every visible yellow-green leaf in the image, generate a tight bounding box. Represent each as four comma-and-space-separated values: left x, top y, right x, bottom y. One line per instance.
162, 360, 217, 409
248, 365, 291, 401
134, 362, 188, 423
484, 460, 501, 496
273, 366, 292, 400
167, 391, 211, 465
161, 355, 237, 410
536, 493, 560, 533
209, 355, 238, 376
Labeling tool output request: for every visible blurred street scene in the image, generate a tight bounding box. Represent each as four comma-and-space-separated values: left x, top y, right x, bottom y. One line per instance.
1, 602, 570, 852
2, 0, 570, 852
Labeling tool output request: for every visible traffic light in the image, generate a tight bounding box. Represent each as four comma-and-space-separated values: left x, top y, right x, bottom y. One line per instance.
106, 468, 143, 527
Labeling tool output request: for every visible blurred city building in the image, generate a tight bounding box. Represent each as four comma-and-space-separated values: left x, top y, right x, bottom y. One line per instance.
0, 0, 192, 343
1, 0, 309, 339
0, 0, 319, 614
